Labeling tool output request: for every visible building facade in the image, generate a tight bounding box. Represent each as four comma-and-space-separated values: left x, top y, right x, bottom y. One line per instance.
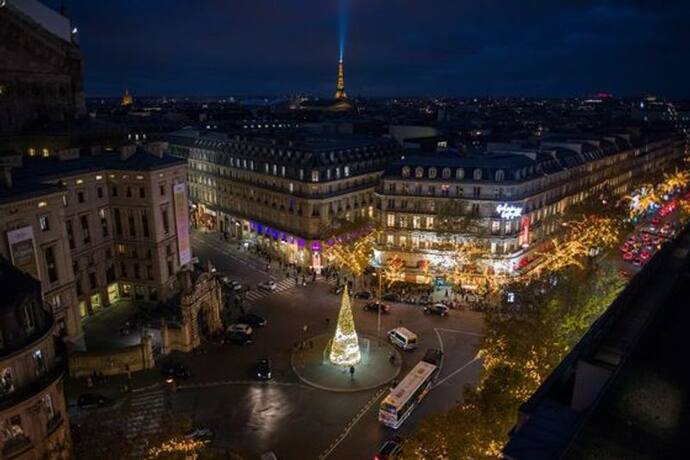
376, 132, 685, 281
0, 144, 190, 345
0, 0, 85, 133
0, 263, 70, 459
168, 129, 400, 269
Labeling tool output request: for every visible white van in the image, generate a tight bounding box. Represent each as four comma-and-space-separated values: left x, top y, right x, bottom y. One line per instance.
387, 327, 418, 350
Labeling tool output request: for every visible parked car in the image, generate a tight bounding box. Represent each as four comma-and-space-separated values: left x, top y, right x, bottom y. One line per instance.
375, 436, 402, 460
354, 291, 372, 300
227, 331, 253, 345
381, 292, 400, 302
77, 393, 113, 409
185, 427, 213, 441
256, 358, 272, 380
362, 302, 391, 313
238, 313, 267, 327
258, 280, 277, 291
421, 348, 444, 367
223, 279, 243, 291
161, 362, 191, 382
423, 304, 450, 317
228, 323, 253, 335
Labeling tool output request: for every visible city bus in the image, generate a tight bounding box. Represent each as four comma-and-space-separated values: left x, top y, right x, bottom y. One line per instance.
379, 358, 440, 429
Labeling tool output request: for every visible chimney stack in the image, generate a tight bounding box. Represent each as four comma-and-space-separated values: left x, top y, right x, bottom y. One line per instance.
119, 144, 137, 160
145, 141, 167, 158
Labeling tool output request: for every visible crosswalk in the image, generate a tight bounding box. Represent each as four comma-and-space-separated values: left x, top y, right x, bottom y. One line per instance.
244, 278, 296, 302
124, 388, 169, 455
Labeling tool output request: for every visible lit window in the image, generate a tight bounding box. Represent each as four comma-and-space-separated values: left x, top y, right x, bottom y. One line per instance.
428, 167, 437, 179
415, 167, 424, 178
387, 214, 395, 227
311, 170, 319, 182
39, 215, 50, 231
37, 201, 47, 208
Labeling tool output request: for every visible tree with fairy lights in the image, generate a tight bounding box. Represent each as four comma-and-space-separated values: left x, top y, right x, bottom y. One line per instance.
329, 287, 361, 366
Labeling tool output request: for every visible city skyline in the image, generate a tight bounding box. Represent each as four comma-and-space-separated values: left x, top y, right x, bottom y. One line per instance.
51, 0, 690, 98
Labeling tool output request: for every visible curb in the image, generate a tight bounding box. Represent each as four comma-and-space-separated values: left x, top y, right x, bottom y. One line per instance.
290, 334, 402, 393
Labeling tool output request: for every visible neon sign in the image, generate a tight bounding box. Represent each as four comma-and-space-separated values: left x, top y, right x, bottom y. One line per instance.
496, 203, 522, 219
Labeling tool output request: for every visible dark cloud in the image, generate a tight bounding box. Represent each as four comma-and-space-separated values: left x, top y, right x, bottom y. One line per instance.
55, 0, 690, 97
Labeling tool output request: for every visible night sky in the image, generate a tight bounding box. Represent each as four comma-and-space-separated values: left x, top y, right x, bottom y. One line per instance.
53, 0, 690, 98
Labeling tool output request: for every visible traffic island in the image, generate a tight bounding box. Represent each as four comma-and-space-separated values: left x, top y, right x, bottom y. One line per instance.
291, 333, 402, 392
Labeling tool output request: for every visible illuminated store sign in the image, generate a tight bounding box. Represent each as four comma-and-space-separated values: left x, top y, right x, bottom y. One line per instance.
496, 203, 522, 219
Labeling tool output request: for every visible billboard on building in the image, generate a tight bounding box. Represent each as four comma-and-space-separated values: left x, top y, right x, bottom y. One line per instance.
7, 226, 40, 280
173, 182, 192, 266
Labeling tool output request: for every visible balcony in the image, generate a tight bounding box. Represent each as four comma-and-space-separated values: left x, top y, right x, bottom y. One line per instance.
0, 360, 65, 413
2, 435, 33, 459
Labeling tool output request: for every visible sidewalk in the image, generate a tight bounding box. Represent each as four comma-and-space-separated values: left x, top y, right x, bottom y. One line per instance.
65, 368, 163, 404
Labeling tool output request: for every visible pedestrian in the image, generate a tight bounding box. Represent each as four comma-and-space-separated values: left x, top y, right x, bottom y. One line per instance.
445, 288, 449, 298
309, 340, 314, 350
349, 366, 355, 380
125, 364, 131, 381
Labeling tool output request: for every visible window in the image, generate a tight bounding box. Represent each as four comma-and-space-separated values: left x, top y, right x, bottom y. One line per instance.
413, 216, 421, 229
3, 415, 25, 444
114, 209, 123, 235
32, 349, 46, 377
162, 208, 170, 234
112, 186, 118, 197
491, 220, 500, 234
80, 215, 90, 244
88, 272, 97, 290
126, 187, 132, 198
311, 170, 320, 182
44, 246, 58, 282
387, 213, 395, 227
167, 260, 173, 278
473, 169, 482, 180
159, 184, 165, 196
386, 234, 394, 245
147, 265, 154, 280
344, 166, 350, 177
134, 263, 140, 279
442, 168, 451, 179
139, 187, 145, 198
495, 170, 505, 182
77, 191, 85, 203
415, 167, 424, 178
39, 215, 50, 232
428, 167, 437, 179
456, 168, 465, 179
97, 187, 104, 198
402, 166, 411, 177
426, 216, 434, 229
128, 213, 136, 237
141, 211, 150, 238
42, 394, 55, 421
0, 368, 15, 396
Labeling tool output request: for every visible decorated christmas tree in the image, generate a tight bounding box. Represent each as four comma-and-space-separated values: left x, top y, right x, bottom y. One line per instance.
329, 287, 361, 366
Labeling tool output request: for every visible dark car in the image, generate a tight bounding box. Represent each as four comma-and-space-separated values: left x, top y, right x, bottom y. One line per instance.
161, 362, 191, 382
362, 302, 391, 313
354, 291, 372, 300
77, 393, 113, 409
238, 313, 267, 327
423, 304, 450, 317
375, 436, 402, 460
256, 358, 272, 380
381, 292, 400, 302
227, 331, 253, 345
421, 348, 444, 367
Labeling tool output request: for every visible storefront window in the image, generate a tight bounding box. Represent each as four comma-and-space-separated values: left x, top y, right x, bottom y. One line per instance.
0, 368, 14, 396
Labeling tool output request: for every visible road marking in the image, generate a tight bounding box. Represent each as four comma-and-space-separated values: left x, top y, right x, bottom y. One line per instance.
434, 327, 485, 337
433, 355, 481, 388
177, 380, 315, 391
434, 328, 445, 372
318, 388, 387, 460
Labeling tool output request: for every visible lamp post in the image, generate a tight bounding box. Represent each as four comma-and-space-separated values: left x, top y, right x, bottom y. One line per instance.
376, 266, 383, 347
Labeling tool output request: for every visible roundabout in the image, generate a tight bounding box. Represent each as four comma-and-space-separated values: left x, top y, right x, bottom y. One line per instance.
291, 333, 402, 392
291, 288, 402, 392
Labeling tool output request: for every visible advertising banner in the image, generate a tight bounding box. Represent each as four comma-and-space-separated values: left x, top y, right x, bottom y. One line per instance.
173, 182, 192, 266
7, 226, 40, 280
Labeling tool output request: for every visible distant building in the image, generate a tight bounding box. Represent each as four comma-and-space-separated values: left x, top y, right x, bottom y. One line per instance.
0, 0, 85, 133
0, 144, 190, 345
300, 59, 354, 113
120, 89, 134, 108
0, 262, 70, 459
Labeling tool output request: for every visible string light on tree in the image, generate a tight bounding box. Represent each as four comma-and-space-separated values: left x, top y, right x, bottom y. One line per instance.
329, 287, 361, 366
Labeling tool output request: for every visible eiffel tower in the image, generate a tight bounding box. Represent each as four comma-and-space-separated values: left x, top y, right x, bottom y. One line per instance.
334, 59, 347, 100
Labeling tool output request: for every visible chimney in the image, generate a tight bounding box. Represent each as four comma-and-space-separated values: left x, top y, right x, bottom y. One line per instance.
0, 167, 12, 189
145, 141, 167, 158
119, 144, 137, 160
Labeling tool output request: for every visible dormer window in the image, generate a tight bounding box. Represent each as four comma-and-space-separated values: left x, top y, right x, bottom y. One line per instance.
442, 168, 451, 179
415, 167, 424, 178
402, 166, 411, 178
456, 168, 465, 179
428, 167, 437, 179
495, 170, 505, 182
473, 169, 482, 181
